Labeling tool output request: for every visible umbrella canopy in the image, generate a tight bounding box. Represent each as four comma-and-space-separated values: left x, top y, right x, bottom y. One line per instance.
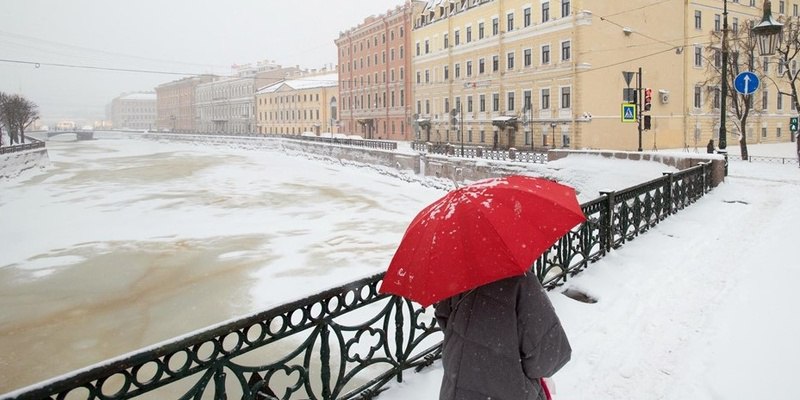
380, 175, 586, 307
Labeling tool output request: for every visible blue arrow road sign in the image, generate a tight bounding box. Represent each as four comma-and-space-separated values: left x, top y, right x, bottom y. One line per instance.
734, 71, 759, 95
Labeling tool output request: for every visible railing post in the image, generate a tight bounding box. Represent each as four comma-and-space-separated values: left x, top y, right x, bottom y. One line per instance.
394, 297, 405, 383
599, 191, 616, 253
320, 324, 332, 399
662, 172, 674, 216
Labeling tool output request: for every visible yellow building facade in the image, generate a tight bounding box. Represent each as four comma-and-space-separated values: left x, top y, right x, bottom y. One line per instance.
412, 0, 797, 151
256, 71, 340, 135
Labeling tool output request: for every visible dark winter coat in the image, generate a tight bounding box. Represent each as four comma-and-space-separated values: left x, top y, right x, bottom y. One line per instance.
434, 273, 571, 400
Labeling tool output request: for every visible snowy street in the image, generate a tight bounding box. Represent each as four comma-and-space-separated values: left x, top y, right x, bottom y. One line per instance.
383, 149, 800, 399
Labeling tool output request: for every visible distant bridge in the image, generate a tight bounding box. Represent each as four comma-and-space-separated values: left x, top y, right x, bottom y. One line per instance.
45, 130, 94, 140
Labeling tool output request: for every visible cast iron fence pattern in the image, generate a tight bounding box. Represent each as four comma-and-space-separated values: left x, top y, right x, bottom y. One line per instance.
5, 163, 713, 400
412, 141, 548, 164
0, 139, 45, 155
177, 132, 398, 151
727, 154, 797, 164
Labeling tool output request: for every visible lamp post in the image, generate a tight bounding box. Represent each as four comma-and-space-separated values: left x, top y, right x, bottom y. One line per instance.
548, 122, 556, 147
720, 0, 783, 151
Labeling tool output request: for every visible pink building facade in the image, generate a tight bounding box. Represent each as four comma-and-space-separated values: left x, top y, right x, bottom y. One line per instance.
335, 2, 422, 141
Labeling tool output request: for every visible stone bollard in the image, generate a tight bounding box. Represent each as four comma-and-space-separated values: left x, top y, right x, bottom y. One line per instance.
509, 147, 517, 160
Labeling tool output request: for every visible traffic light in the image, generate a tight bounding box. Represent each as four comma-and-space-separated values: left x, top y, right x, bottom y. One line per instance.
790, 116, 799, 132
644, 88, 653, 112
644, 115, 652, 130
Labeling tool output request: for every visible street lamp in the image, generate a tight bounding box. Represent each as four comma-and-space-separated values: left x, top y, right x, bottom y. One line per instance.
548, 122, 556, 147
720, 0, 783, 150
752, 1, 784, 56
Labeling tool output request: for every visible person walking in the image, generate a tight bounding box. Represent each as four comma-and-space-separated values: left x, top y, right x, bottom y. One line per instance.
434, 272, 571, 400
707, 138, 715, 154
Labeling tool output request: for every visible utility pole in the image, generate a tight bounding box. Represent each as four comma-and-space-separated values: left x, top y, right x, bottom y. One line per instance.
637, 67, 643, 152
719, 0, 729, 150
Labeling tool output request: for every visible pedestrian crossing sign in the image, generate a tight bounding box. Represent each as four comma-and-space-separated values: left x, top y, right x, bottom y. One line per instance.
621, 103, 637, 123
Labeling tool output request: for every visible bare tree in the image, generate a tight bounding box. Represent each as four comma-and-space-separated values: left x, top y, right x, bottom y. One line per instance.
772, 17, 800, 139
703, 24, 764, 160
0, 94, 39, 145
0, 92, 6, 148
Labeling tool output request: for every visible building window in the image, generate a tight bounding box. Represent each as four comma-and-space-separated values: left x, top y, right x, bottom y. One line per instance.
541, 89, 550, 109
713, 87, 721, 109
468, 96, 473, 112
715, 14, 721, 31
561, 41, 571, 61
493, 93, 500, 111
479, 58, 485, 74
694, 10, 702, 29
524, 48, 532, 67
480, 94, 486, 111
762, 89, 768, 110
444, 33, 449, 48
763, 57, 769, 73
523, 90, 532, 110
455, 63, 461, 78
561, 87, 571, 109
467, 26, 472, 42
694, 86, 703, 108
778, 92, 783, 110
542, 2, 550, 22
493, 17, 499, 35
467, 60, 473, 76
416, 42, 420, 56
508, 91, 515, 111
455, 30, 461, 46
780, 0, 785, 14
732, 17, 738, 33
425, 69, 430, 83
425, 40, 430, 54
694, 46, 702, 67
714, 49, 721, 68
562, 0, 570, 17
524, 7, 531, 27
507, 13, 514, 31
444, 65, 449, 80
542, 45, 550, 64
762, 127, 767, 137
479, 22, 485, 39
507, 52, 515, 70
493, 55, 499, 71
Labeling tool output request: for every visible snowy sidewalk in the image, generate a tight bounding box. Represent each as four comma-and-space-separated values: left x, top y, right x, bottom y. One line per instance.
380, 158, 800, 400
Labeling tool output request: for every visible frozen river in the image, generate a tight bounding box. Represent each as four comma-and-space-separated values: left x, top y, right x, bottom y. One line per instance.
0, 134, 680, 394
0, 135, 446, 393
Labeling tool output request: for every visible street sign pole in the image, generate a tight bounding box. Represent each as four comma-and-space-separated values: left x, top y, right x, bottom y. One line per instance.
638, 67, 643, 152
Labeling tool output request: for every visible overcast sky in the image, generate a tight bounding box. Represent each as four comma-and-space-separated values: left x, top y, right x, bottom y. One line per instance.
0, 0, 407, 123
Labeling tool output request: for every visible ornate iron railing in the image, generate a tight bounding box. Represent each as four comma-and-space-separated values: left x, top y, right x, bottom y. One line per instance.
727, 154, 798, 164
0, 139, 45, 155
412, 141, 548, 164
4, 163, 713, 400
174, 132, 398, 151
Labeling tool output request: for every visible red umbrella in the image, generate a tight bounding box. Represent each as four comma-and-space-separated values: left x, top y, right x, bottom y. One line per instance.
380, 175, 586, 308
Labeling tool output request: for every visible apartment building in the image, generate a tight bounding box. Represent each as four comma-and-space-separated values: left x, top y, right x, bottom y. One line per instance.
412, 0, 796, 151
336, 2, 425, 141
255, 69, 339, 135
155, 75, 213, 132
195, 61, 297, 134
110, 92, 157, 130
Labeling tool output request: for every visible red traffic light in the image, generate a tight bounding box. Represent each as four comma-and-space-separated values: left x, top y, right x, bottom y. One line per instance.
644, 88, 653, 111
